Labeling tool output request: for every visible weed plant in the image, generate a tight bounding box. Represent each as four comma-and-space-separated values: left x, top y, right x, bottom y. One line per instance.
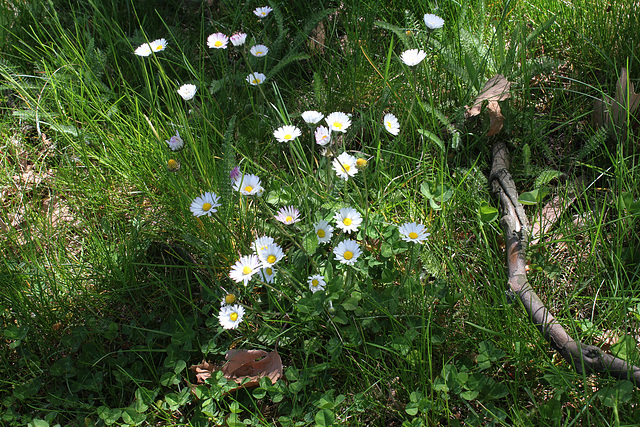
1, 0, 640, 426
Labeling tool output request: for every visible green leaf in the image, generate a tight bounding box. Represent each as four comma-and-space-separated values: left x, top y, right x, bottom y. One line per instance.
314, 409, 334, 426
478, 201, 499, 222
303, 232, 318, 255
534, 169, 563, 188
518, 187, 549, 205
97, 407, 122, 425
28, 419, 49, 427
420, 182, 434, 199
460, 390, 479, 400
121, 408, 146, 426
405, 401, 419, 416
417, 129, 444, 150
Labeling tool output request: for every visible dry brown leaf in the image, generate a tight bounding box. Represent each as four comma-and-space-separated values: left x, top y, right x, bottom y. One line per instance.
592, 68, 640, 131
189, 360, 217, 384
529, 192, 576, 246
465, 74, 512, 136
223, 349, 283, 388
189, 349, 283, 391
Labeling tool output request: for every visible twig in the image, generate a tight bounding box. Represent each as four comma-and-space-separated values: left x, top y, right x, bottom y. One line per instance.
490, 141, 640, 386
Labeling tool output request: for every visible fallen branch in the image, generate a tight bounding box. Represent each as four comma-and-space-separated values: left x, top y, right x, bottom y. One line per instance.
490, 141, 640, 385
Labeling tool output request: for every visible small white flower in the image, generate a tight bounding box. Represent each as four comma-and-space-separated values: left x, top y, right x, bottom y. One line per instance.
258, 266, 276, 283
254, 6, 273, 18
308, 275, 326, 293
273, 125, 302, 143
134, 38, 168, 56
399, 222, 430, 243
207, 32, 229, 49
218, 304, 245, 329
334, 207, 362, 234
275, 206, 301, 225
424, 13, 445, 30
258, 243, 284, 267
314, 126, 331, 146
252, 236, 275, 255
302, 110, 324, 124
233, 173, 263, 196
383, 113, 400, 136
332, 152, 358, 180
165, 130, 184, 151
400, 49, 427, 66
325, 112, 351, 133
190, 192, 221, 217
250, 44, 269, 57
221, 293, 237, 306
229, 255, 261, 286
333, 239, 362, 265
314, 220, 333, 244
230, 32, 247, 46
177, 84, 197, 101
246, 72, 267, 85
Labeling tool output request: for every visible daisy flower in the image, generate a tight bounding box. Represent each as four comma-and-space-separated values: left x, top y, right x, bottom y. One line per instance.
233, 173, 263, 196
167, 159, 180, 172
252, 236, 275, 255
400, 49, 427, 66
218, 304, 245, 329
254, 6, 273, 18
314, 220, 333, 244
250, 44, 269, 57
221, 293, 236, 306
332, 152, 358, 180
229, 254, 261, 286
230, 32, 247, 46
230, 166, 241, 184
424, 13, 445, 30
165, 130, 184, 151
314, 126, 331, 146
334, 207, 362, 234
258, 243, 284, 267
308, 275, 326, 293
207, 33, 229, 49
258, 266, 276, 283
302, 110, 324, 124
177, 84, 197, 101
190, 192, 221, 217
275, 206, 301, 225
399, 222, 430, 244
333, 239, 362, 265
383, 113, 400, 136
273, 125, 302, 143
134, 38, 168, 56
325, 112, 351, 133
246, 72, 266, 85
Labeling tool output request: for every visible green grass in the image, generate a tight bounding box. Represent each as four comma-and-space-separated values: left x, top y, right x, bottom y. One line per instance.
1, 0, 640, 425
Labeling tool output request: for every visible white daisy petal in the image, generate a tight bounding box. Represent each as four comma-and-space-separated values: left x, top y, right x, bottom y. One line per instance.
333, 239, 362, 265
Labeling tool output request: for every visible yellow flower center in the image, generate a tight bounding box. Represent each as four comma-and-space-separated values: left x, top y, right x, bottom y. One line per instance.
284, 134, 291, 140
256, 51, 263, 55
343, 218, 352, 226
214, 40, 223, 47
230, 312, 238, 321
244, 185, 253, 193
202, 203, 212, 211
242, 266, 252, 275
252, 79, 259, 84
386, 121, 392, 128
312, 279, 319, 287
317, 229, 325, 238
155, 45, 163, 51
333, 122, 342, 129
356, 158, 367, 169
343, 164, 350, 172
343, 251, 353, 260
285, 215, 293, 222
409, 232, 419, 239
267, 255, 277, 264
167, 159, 178, 170
225, 294, 236, 304
266, 267, 273, 275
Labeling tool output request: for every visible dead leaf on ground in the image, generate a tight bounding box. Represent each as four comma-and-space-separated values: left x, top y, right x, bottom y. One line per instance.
465, 74, 512, 136
189, 349, 283, 391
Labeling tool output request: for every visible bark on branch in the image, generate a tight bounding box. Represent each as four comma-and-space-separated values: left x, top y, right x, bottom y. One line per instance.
490, 141, 640, 385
